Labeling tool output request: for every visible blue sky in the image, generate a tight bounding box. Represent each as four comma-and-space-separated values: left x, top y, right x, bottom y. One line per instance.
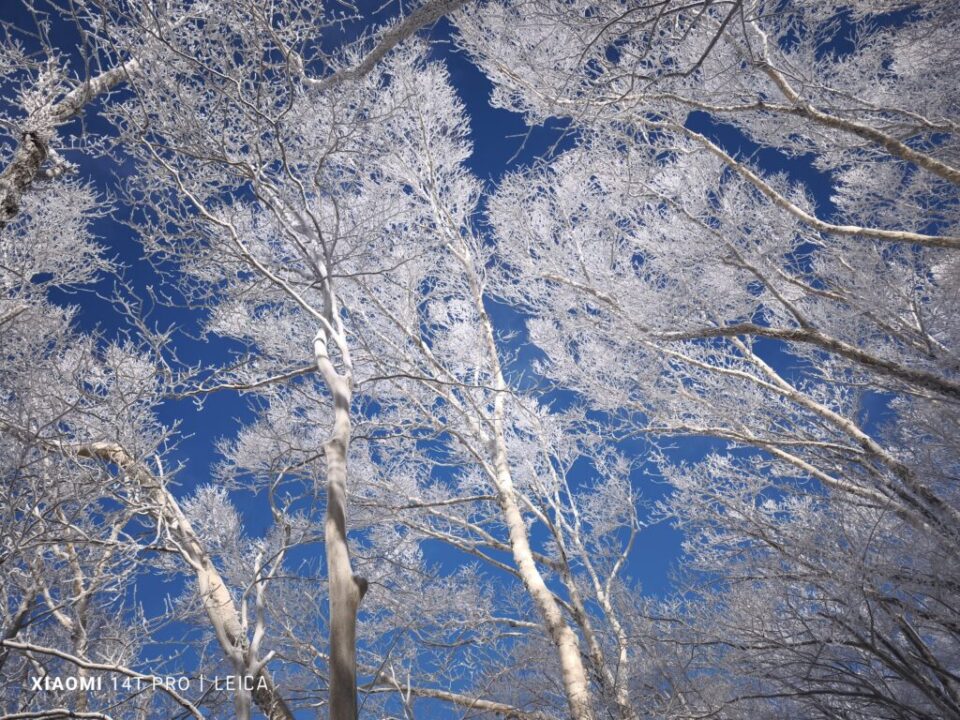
0, 3, 907, 715
0, 0, 867, 600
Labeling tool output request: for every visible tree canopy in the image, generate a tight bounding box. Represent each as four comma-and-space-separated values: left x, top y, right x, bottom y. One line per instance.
1, 1, 958, 719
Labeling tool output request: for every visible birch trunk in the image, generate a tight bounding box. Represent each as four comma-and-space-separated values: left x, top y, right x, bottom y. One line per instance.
315, 332, 367, 720
75, 442, 295, 720
489, 433, 596, 720
163, 496, 296, 720
458, 251, 595, 720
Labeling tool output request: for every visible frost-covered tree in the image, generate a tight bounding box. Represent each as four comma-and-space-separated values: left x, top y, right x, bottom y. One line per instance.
461, 1, 960, 717
0, 101, 208, 716
334, 97, 645, 717
4, 1, 960, 719
0, 1, 496, 719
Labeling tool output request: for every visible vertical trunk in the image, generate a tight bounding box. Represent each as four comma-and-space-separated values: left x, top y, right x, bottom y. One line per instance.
322, 374, 367, 720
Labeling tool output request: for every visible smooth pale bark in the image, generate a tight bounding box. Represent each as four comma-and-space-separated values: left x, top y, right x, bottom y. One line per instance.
567, 532, 636, 719
314, 332, 367, 720
489, 437, 595, 720
455, 243, 595, 720
0, 424, 293, 717
528, 475, 633, 717
426, 232, 597, 718
143, 167, 368, 717
73, 442, 295, 720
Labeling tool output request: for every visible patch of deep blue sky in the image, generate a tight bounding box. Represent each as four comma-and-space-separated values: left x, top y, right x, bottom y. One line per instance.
3, 1, 907, 613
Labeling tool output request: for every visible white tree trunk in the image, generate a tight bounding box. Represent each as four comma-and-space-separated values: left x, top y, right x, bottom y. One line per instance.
490, 441, 595, 720
475, 299, 595, 719
315, 332, 367, 720
76, 442, 295, 720
447, 234, 597, 720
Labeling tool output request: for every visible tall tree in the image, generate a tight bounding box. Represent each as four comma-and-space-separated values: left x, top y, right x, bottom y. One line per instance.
460, 1, 960, 717
4, 1, 959, 718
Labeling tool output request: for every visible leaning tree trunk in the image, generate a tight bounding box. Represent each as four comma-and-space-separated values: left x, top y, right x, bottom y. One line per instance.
474, 293, 596, 719
0, 60, 136, 229
73, 442, 295, 720
490, 434, 596, 720
446, 235, 597, 720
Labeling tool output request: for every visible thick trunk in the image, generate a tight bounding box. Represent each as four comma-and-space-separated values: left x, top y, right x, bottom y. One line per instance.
170, 505, 296, 720
321, 369, 366, 720
452, 237, 596, 720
